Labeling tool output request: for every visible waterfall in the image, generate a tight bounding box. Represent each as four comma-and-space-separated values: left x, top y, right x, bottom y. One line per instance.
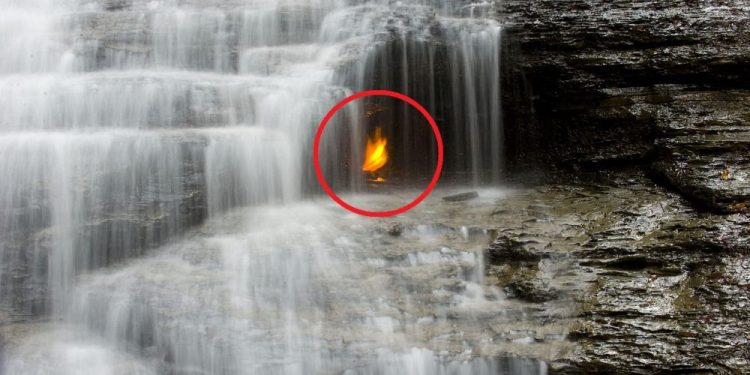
0, 1, 528, 374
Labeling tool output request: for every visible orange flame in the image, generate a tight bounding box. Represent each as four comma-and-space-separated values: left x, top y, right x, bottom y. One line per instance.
362, 127, 388, 174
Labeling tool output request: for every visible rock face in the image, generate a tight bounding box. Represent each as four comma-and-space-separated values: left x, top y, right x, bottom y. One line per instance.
652, 90, 750, 213
482, 173, 750, 373
0, 136, 207, 317
497, 3, 750, 369
501, 0, 750, 212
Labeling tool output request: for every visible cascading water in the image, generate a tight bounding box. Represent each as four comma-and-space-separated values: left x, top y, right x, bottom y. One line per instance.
0, 1, 540, 374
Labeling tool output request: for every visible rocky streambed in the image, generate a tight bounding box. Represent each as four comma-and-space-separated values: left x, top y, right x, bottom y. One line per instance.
484, 172, 750, 373
343, 170, 750, 373
3, 173, 747, 373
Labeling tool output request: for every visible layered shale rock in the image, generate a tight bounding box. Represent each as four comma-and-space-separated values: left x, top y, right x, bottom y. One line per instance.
501, 0, 750, 212
482, 174, 750, 373
499, 3, 750, 370
0, 136, 207, 317
652, 90, 750, 213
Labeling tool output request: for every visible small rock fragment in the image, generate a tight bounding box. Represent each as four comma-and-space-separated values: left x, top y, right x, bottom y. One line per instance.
386, 223, 403, 237
487, 236, 545, 264
442, 191, 479, 202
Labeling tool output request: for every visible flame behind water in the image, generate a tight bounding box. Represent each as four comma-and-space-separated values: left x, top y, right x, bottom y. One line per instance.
362, 127, 388, 175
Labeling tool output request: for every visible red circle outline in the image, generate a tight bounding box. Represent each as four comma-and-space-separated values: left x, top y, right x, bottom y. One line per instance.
313, 90, 444, 218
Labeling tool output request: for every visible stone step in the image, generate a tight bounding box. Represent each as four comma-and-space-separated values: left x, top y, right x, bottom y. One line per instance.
0, 71, 344, 130
0, 127, 302, 315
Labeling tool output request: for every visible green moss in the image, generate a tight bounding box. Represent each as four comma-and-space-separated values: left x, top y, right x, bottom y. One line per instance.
673, 274, 704, 312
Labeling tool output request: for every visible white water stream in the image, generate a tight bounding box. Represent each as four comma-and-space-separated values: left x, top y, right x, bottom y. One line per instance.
0, 1, 538, 374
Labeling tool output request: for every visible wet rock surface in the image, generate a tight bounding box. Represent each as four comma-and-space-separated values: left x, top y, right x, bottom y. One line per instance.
480, 173, 750, 373
501, 0, 750, 212
652, 90, 750, 213
2, 180, 747, 373
2, 191, 562, 373
0, 136, 207, 317
498, 3, 750, 368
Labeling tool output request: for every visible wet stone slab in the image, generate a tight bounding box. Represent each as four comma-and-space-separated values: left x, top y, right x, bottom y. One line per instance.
2, 179, 748, 373
478, 175, 750, 373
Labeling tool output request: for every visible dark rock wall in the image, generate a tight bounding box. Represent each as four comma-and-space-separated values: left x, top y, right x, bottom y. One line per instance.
495, 2, 750, 372
501, 0, 750, 212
